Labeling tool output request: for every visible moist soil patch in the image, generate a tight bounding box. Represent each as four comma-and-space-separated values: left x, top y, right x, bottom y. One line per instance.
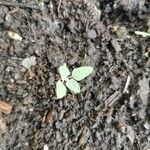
0, 0, 150, 150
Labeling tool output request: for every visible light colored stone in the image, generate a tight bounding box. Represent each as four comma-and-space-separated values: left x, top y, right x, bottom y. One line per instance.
21, 56, 36, 69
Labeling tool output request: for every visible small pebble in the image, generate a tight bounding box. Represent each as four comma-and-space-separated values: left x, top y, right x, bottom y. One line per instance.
87, 29, 97, 39
44, 144, 49, 150
21, 56, 36, 69
116, 26, 128, 38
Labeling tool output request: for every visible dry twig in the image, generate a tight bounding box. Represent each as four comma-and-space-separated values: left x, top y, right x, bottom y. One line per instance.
57, 0, 62, 13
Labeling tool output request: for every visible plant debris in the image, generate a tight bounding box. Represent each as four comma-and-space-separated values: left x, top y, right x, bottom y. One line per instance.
7, 31, 22, 41
0, 101, 12, 114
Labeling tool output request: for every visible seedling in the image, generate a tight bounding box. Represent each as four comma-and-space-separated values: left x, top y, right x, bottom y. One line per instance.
56, 63, 93, 99
135, 31, 150, 37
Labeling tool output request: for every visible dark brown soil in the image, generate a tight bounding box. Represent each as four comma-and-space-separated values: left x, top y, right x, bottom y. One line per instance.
0, 0, 149, 150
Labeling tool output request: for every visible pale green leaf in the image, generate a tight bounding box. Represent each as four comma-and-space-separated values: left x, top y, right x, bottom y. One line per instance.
56, 80, 67, 99
66, 79, 80, 94
72, 66, 93, 81
135, 31, 150, 37
59, 63, 70, 81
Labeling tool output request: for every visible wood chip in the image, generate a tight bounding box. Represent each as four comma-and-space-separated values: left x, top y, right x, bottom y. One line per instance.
42, 110, 53, 124
0, 1, 40, 9
0, 119, 6, 134
116, 121, 126, 133
126, 125, 135, 144
79, 127, 90, 145
111, 39, 121, 52
105, 91, 122, 107
138, 78, 149, 105
7, 31, 22, 41
27, 69, 35, 79
0, 101, 12, 114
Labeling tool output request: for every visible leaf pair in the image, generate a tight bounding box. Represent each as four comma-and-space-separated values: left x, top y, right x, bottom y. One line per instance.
56, 79, 80, 99
56, 63, 93, 99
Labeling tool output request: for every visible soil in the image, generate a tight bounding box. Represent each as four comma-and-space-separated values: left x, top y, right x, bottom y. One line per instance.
0, 0, 150, 150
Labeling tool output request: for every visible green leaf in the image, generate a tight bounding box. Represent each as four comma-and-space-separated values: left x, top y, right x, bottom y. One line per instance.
56, 80, 67, 99
66, 79, 80, 94
135, 31, 150, 37
59, 63, 70, 81
72, 66, 93, 81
